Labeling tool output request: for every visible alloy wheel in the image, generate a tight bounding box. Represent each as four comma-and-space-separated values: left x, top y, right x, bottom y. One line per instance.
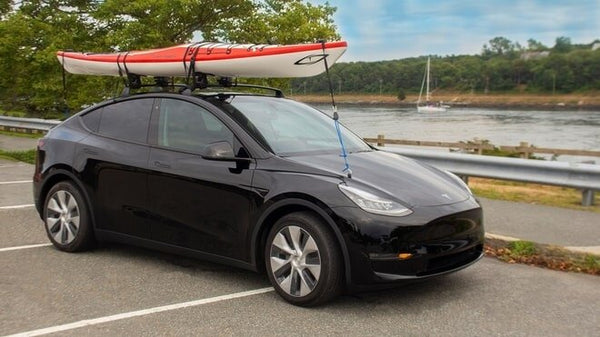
46, 190, 80, 245
269, 225, 322, 297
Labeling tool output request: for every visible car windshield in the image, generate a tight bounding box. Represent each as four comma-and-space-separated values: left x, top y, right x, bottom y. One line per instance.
210, 95, 372, 156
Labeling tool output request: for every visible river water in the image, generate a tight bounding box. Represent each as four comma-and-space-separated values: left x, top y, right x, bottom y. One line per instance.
309, 103, 600, 163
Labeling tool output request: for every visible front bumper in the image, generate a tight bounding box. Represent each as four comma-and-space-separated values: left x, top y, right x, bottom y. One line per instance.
332, 197, 485, 286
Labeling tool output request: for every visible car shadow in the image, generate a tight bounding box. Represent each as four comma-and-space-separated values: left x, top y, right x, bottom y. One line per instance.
91, 241, 480, 309
93, 241, 269, 280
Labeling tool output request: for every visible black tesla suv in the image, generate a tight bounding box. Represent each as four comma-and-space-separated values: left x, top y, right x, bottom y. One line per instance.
33, 90, 484, 306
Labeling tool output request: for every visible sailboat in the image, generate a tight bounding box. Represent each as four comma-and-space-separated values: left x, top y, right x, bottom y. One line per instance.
417, 57, 448, 112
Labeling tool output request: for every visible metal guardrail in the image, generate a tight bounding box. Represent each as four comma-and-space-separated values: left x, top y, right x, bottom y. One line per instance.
0, 116, 60, 132
382, 147, 599, 206
364, 135, 600, 158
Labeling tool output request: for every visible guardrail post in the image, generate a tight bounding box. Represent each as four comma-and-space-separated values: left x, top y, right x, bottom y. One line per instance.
582, 190, 595, 206
460, 175, 469, 184
377, 134, 385, 147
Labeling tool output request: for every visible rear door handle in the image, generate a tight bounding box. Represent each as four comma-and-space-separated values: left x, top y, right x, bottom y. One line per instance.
154, 161, 171, 169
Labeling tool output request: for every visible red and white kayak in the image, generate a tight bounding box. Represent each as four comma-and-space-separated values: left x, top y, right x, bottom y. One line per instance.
57, 41, 347, 78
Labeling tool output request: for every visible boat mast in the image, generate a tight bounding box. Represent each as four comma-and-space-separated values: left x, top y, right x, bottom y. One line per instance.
426, 57, 431, 103
417, 58, 427, 108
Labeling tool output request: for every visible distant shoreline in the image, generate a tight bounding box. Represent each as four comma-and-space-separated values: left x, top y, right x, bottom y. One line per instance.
292, 92, 600, 110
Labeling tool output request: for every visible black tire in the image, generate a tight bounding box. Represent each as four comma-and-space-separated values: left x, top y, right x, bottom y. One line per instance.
43, 181, 94, 252
265, 211, 343, 306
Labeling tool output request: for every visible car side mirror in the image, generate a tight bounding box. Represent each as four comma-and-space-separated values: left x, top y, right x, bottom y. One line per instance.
201, 141, 252, 164
202, 141, 235, 159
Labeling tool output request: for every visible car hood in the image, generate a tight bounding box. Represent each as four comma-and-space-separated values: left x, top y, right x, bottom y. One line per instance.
286, 150, 470, 207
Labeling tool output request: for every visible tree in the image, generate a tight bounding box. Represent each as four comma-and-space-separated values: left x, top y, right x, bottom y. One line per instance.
0, 0, 12, 16
0, 1, 107, 117
396, 89, 406, 101
482, 36, 517, 57
553, 36, 572, 53
93, 0, 256, 50
527, 38, 547, 51
222, 0, 339, 44
0, 0, 339, 116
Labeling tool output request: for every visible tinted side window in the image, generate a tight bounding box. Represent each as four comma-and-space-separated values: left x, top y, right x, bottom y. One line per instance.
98, 99, 153, 143
158, 99, 233, 153
80, 108, 102, 132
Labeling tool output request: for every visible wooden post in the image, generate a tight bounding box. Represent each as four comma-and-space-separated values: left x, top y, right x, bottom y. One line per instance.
519, 141, 529, 159
377, 134, 385, 147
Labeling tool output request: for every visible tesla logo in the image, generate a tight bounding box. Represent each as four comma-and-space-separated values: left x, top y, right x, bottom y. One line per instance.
441, 193, 452, 200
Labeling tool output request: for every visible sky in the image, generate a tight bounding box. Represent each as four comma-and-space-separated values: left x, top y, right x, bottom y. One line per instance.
309, 0, 600, 62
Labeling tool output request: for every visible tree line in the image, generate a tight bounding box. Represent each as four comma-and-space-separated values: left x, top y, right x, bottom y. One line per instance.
291, 36, 600, 97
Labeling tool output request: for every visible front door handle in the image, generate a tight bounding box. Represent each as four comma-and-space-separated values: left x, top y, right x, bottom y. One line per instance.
154, 161, 171, 169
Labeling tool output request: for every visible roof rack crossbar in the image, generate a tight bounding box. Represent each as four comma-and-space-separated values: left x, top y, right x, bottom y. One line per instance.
209, 77, 283, 97
231, 83, 284, 98
117, 73, 283, 98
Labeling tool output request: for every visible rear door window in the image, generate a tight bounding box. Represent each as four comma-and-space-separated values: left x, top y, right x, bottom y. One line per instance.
97, 99, 154, 143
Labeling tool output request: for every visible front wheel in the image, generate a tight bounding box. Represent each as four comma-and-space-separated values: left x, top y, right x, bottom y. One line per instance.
43, 181, 94, 252
265, 212, 342, 306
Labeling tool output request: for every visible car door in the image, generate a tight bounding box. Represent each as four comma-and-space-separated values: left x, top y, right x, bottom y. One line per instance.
75, 98, 154, 239
146, 97, 257, 261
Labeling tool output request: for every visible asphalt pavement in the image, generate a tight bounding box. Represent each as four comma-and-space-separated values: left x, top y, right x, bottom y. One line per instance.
481, 198, 600, 252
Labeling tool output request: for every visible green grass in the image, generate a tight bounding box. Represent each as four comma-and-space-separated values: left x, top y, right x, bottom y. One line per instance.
0, 109, 27, 117
508, 241, 537, 257
583, 255, 600, 270
0, 149, 36, 164
0, 130, 43, 139
482, 148, 544, 160
470, 177, 600, 213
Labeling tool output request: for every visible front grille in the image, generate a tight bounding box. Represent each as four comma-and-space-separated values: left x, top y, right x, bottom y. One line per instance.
418, 244, 483, 276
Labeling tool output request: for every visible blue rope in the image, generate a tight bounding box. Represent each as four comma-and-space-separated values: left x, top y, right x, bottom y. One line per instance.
334, 116, 351, 175
320, 40, 351, 178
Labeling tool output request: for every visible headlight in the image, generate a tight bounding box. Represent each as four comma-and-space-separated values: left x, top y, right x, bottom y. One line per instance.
338, 185, 412, 216
443, 170, 473, 195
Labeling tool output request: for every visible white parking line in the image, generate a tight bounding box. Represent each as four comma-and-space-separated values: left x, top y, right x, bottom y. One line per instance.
0, 180, 32, 185
5, 287, 274, 337
0, 204, 35, 210
0, 243, 52, 252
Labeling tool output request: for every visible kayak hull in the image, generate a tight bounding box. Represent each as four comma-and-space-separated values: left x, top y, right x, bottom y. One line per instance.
57, 41, 347, 78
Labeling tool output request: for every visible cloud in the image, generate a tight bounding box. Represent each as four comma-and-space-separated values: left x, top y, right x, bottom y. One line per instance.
313, 0, 599, 61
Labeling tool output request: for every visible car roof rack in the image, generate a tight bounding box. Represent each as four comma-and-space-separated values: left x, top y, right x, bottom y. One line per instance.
120, 73, 284, 98
120, 75, 191, 96
206, 76, 284, 98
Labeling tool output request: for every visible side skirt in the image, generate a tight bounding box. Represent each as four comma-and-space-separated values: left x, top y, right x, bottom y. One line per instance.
95, 230, 258, 272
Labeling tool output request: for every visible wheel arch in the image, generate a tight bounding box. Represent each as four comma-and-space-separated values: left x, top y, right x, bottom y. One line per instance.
38, 166, 96, 229
251, 195, 352, 286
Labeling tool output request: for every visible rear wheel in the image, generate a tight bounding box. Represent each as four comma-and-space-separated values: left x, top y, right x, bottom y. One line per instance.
265, 211, 342, 306
43, 181, 94, 252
